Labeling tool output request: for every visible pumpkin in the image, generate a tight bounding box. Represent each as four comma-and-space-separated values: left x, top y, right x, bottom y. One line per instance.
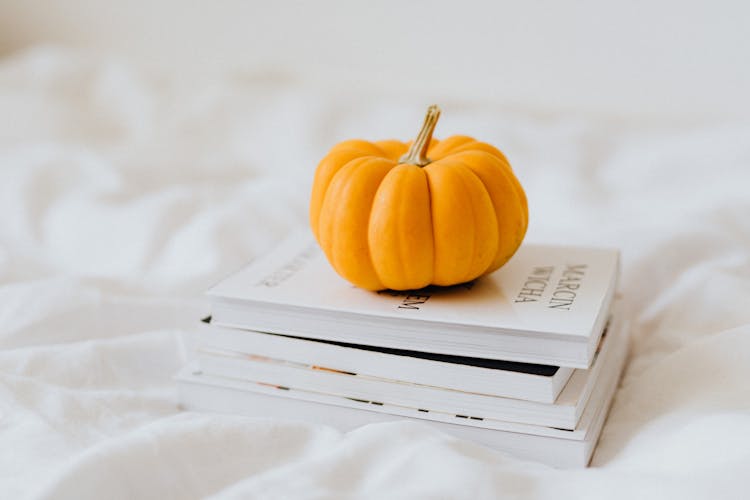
310, 105, 528, 291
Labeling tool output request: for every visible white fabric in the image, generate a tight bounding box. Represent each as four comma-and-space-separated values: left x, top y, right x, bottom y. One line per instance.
1, 47, 749, 499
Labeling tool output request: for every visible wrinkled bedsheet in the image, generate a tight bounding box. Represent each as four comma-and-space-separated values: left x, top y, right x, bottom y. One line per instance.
1, 47, 749, 499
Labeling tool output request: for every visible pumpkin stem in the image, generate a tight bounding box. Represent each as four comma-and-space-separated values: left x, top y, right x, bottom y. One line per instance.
399, 105, 441, 167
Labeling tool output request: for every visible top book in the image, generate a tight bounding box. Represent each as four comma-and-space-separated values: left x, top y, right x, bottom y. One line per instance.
208, 232, 619, 368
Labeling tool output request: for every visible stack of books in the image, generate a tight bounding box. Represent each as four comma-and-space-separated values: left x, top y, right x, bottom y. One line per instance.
177, 232, 627, 468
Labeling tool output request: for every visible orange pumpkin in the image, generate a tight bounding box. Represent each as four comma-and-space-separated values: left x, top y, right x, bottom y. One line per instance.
310, 105, 528, 291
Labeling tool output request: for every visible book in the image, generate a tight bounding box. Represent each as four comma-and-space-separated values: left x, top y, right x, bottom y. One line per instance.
195, 310, 621, 430
194, 313, 619, 428
207, 232, 619, 367
177, 318, 629, 468
195, 318, 575, 404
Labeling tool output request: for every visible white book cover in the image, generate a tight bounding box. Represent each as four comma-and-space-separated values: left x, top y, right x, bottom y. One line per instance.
177, 374, 599, 468
177, 318, 629, 468
195, 319, 575, 404
208, 232, 619, 367
196, 313, 621, 429
180, 316, 629, 441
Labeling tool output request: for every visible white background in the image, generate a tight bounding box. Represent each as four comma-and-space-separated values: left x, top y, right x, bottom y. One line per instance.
2, 3, 750, 498
1, 0, 749, 119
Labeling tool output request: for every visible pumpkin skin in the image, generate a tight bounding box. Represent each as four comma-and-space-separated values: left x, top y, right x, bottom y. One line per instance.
310, 107, 528, 291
